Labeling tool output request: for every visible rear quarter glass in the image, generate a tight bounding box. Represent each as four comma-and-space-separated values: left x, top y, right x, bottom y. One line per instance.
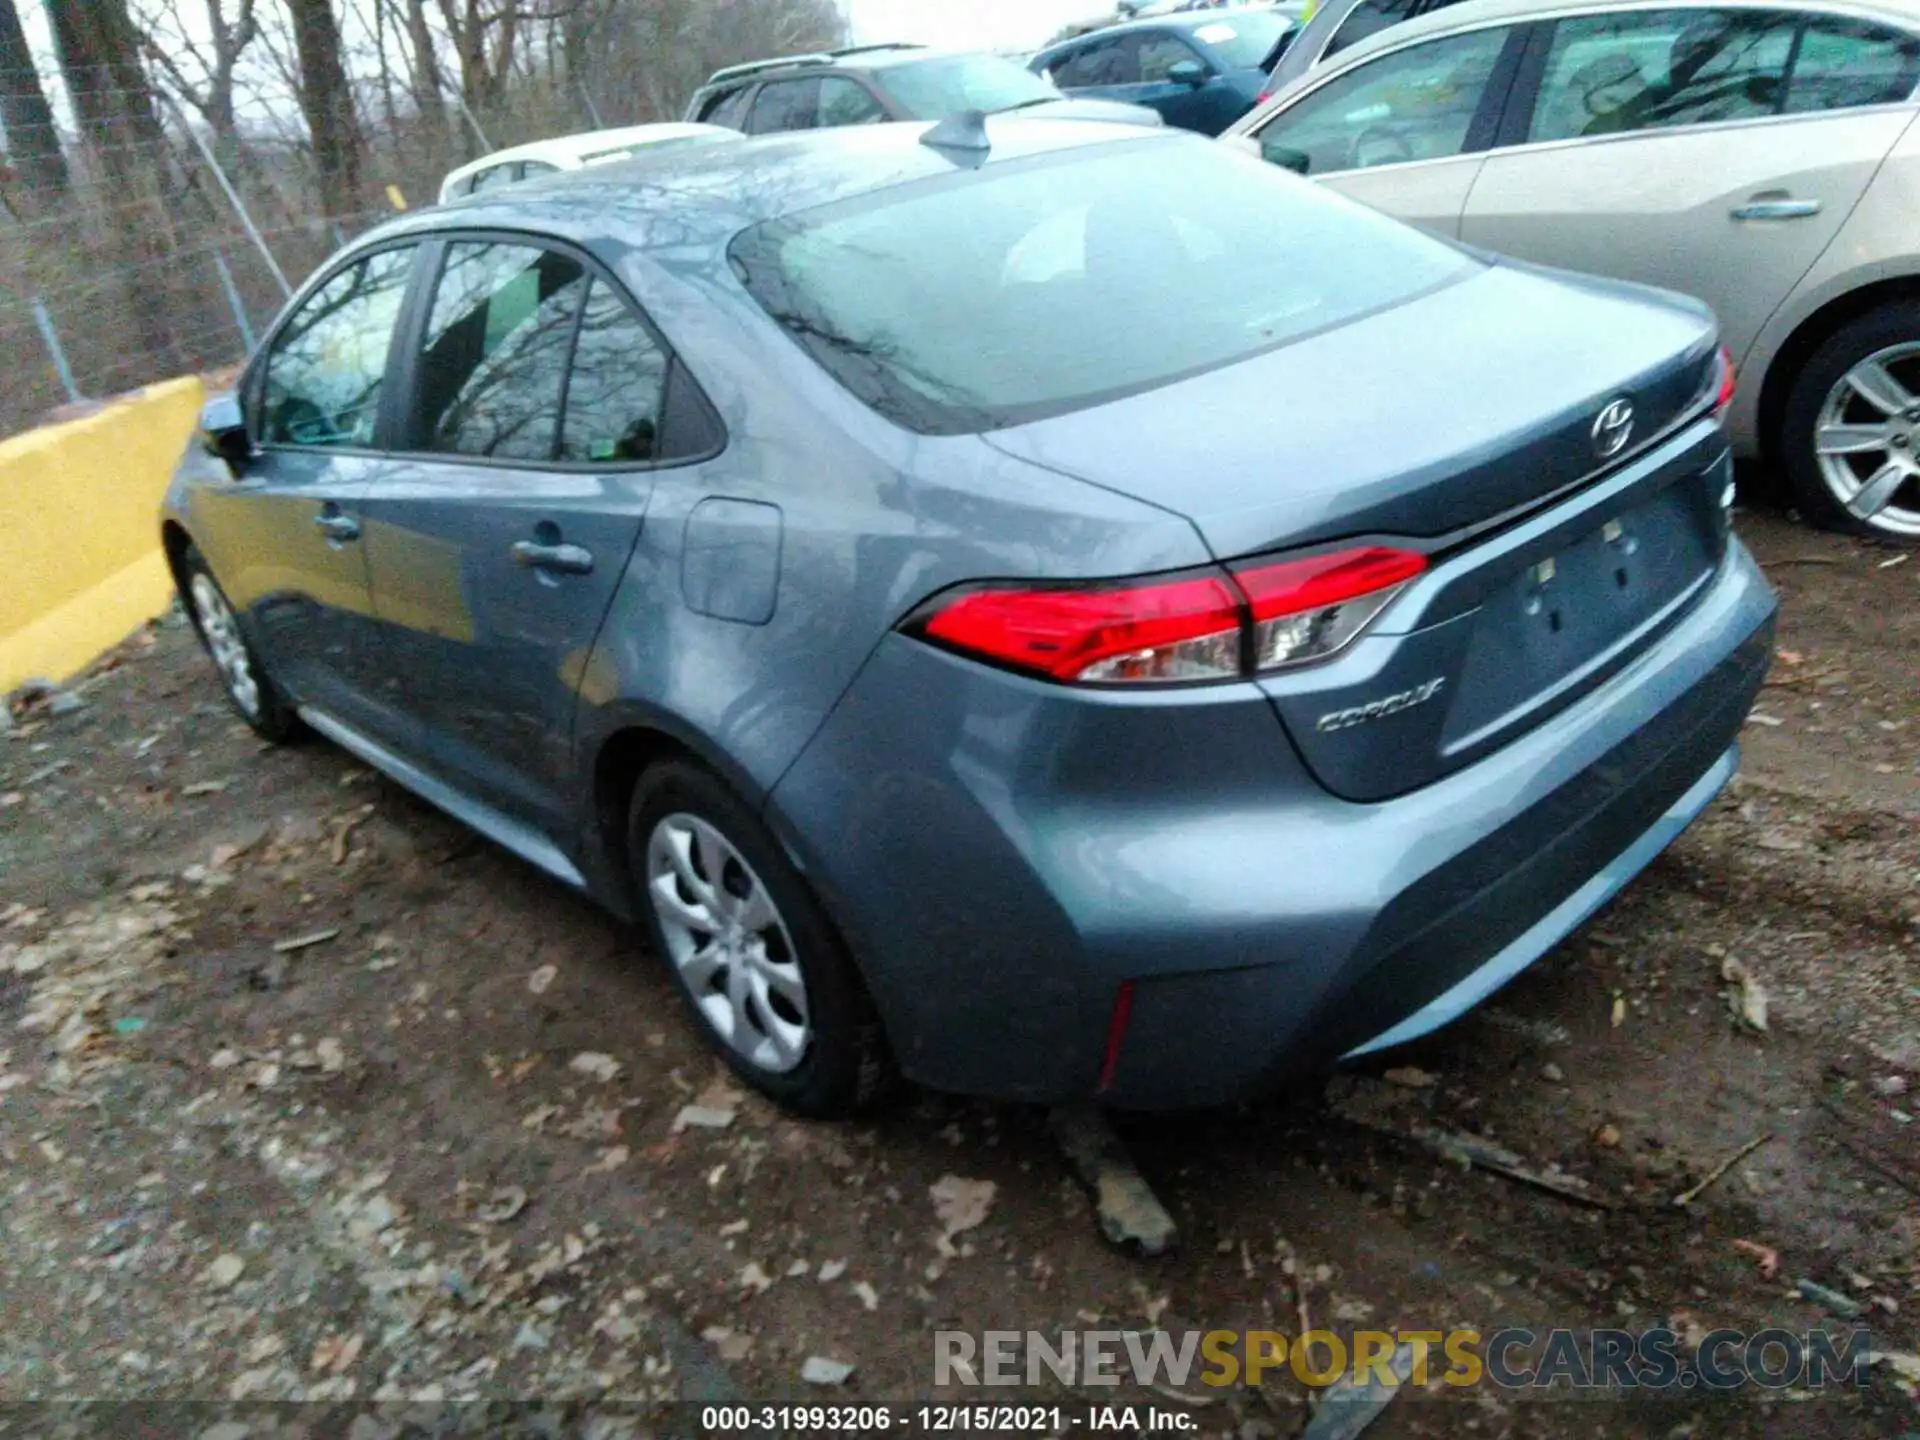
728, 137, 1477, 434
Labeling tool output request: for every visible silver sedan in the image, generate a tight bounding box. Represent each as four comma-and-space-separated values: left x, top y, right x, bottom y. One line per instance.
1227, 0, 1920, 537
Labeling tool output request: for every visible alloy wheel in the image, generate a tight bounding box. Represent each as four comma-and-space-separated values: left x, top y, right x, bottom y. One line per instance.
1813, 342, 1920, 538
645, 812, 811, 1074
190, 573, 261, 719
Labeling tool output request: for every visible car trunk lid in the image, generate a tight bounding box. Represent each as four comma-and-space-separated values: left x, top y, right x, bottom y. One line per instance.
981, 260, 1729, 798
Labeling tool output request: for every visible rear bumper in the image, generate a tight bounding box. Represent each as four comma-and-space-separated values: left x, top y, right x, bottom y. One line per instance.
768, 539, 1776, 1108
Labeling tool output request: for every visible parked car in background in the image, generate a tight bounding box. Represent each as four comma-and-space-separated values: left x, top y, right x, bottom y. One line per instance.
1030, 8, 1300, 132
436, 123, 737, 204
684, 44, 1161, 133
1265, 0, 1476, 91
1228, 0, 1920, 538
165, 118, 1773, 1117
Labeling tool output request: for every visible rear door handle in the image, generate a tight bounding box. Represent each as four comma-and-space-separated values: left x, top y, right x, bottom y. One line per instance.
1731, 197, 1822, 221
314, 511, 360, 542
511, 541, 595, 575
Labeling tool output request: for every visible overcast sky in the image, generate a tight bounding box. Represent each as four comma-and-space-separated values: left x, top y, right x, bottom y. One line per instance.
845, 0, 1103, 50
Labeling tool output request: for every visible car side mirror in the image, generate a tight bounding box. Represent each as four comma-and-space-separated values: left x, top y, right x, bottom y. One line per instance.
1168, 59, 1208, 87
1261, 140, 1312, 175
199, 393, 252, 476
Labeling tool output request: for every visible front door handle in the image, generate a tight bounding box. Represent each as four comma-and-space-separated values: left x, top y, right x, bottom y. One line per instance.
511, 540, 595, 575
314, 511, 360, 542
1731, 197, 1822, 221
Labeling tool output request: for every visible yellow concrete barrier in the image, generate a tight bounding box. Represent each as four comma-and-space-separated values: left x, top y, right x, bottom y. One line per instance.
0, 377, 204, 694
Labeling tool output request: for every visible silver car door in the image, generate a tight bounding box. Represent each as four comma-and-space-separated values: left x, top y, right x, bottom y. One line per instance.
1460, 7, 1917, 367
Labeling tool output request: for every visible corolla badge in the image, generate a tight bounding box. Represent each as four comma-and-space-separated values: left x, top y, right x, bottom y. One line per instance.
1592, 398, 1635, 460
1316, 677, 1446, 733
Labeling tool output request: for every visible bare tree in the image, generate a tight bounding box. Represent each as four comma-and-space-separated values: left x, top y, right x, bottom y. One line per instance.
283, 0, 365, 218
137, 0, 262, 158
0, 0, 70, 201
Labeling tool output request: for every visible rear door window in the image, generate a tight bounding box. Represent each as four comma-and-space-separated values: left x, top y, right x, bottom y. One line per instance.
702, 85, 754, 128
817, 75, 890, 124
1526, 9, 1797, 143
1782, 16, 1920, 113
260, 247, 417, 448
560, 282, 671, 463
1051, 37, 1138, 86
749, 77, 823, 133
413, 241, 589, 462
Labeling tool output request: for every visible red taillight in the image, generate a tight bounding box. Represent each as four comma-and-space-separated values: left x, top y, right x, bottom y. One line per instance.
1235, 546, 1427, 671
917, 545, 1426, 686
1714, 344, 1736, 417
922, 572, 1244, 684
1256, 89, 1274, 102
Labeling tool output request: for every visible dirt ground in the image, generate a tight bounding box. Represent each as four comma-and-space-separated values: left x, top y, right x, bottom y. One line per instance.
2, 500, 1916, 1439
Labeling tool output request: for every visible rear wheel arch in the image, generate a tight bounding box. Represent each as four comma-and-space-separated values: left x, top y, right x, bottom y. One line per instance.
1757, 274, 1920, 461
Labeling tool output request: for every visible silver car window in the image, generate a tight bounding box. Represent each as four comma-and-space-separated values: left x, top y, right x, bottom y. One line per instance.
1254, 25, 1510, 174
1527, 8, 1796, 144
1782, 16, 1920, 114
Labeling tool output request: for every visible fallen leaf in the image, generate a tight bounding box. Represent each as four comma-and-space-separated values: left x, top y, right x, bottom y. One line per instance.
702, 1326, 754, 1362
477, 1186, 529, 1224
182, 781, 229, 797
526, 964, 557, 995
817, 1258, 848, 1283
673, 1103, 736, 1133
1592, 1123, 1622, 1149
1776, 649, 1805, 666
1720, 959, 1768, 1032
204, 1253, 245, 1289
801, 1356, 855, 1386
315, 1038, 345, 1073
852, 1280, 879, 1311
568, 1051, 621, 1084
1383, 1066, 1438, 1088
587, 1146, 629, 1174
739, 1261, 775, 1295
1732, 1239, 1779, 1279
521, 1104, 562, 1131
1610, 994, 1627, 1028
930, 1174, 996, 1237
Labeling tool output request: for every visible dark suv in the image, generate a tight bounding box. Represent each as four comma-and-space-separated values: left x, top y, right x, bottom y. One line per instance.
684, 43, 1161, 133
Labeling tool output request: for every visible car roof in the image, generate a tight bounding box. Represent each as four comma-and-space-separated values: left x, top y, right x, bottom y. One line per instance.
397, 118, 1174, 256
1040, 5, 1294, 47
441, 123, 732, 184
1308, 0, 1920, 73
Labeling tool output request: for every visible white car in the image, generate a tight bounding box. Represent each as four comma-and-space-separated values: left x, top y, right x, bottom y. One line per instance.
437, 123, 739, 205
1226, 0, 1920, 538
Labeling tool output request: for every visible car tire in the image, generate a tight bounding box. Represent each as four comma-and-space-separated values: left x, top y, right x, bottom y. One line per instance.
627, 760, 893, 1118
1778, 303, 1920, 539
180, 545, 301, 742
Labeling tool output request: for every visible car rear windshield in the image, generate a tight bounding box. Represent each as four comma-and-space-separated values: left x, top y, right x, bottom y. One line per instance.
880, 54, 1062, 117
729, 138, 1475, 435
1189, 14, 1292, 68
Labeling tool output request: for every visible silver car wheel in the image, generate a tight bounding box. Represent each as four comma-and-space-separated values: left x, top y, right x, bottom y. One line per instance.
190, 572, 262, 719
1814, 342, 1920, 538
645, 812, 811, 1074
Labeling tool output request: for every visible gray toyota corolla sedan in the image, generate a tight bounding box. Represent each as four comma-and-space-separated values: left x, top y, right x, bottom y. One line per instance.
162, 117, 1776, 1116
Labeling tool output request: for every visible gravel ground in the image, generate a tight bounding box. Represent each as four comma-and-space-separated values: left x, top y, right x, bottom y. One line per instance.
1, 504, 1916, 1439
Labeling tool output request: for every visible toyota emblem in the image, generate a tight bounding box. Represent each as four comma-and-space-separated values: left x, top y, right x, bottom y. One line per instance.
1592, 398, 1635, 460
